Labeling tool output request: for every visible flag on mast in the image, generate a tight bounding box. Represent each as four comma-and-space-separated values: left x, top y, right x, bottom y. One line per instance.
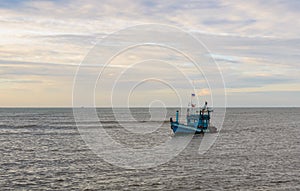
191, 93, 196, 107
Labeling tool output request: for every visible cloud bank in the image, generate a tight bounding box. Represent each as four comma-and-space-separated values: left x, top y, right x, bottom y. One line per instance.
0, 0, 299, 106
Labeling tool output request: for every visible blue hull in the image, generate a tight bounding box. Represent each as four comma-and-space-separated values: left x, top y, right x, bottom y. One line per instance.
170, 104, 214, 134
171, 122, 207, 134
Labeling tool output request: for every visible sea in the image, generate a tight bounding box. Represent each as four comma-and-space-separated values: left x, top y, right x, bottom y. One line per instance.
0, 108, 299, 190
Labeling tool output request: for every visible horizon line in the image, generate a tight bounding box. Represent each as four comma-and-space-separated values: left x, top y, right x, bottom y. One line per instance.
1, 106, 300, 109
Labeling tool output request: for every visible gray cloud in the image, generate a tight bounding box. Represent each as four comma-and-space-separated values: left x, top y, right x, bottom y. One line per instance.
226, 75, 295, 89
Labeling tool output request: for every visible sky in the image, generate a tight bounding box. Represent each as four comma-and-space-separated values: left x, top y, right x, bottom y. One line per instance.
0, 0, 299, 107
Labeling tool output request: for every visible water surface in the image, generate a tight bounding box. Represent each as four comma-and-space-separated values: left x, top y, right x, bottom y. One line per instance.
0, 108, 299, 190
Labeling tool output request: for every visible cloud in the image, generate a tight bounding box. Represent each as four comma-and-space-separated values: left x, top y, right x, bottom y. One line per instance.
0, 0, 26, 8
197, 88, 211, 96
0, 0, 299, 106
227, 75, 294, 89
0, 79, 42, 84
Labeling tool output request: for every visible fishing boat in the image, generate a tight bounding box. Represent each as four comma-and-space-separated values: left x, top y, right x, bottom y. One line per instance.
170, 94, 217, 134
